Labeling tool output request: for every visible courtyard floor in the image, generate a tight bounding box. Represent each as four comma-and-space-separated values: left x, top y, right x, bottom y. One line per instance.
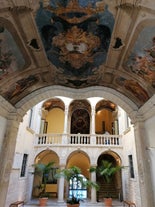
24, 198, 124, 207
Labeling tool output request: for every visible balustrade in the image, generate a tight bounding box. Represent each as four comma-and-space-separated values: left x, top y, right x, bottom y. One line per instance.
35, 133, 122, 147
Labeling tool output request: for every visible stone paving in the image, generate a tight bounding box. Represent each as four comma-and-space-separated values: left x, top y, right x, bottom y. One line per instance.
24, 199, 124, 207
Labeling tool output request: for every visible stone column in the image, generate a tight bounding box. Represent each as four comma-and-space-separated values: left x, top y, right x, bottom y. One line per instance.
90, 168, 97, 203
63, 105, 69, 134
133, 119, 154, 207
57, 165, 65, 203
62, 105, 69, 144
91, 106, 96, 134
90, 106, 96, 145
0, 113, 21, 207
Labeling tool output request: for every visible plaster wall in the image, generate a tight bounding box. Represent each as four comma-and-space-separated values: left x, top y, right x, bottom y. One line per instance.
122, 127, 141, 206
46, 108, 64, 133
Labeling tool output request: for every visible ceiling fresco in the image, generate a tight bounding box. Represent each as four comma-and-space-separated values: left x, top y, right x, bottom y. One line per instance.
35, 0, 114, 79
125, 26, 155, 88
0, 0, 155, 108
0, 27, 25, 80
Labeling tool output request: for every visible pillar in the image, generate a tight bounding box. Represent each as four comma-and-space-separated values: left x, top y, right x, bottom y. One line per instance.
0, 114, 21, 207
57, 165, 65, 202
133, 119, 154, 207
90, 106, 96, 144
90, 106, 96, 134
62, 105, 69, 144
63, 105, 69, 134
90, 166, 97, 203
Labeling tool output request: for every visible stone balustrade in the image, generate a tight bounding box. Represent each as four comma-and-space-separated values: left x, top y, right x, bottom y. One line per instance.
34, 133, 122, 147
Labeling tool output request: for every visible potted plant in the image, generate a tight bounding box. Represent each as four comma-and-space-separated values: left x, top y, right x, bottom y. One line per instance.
55, 166, 99, 207
97, 160, 123, 207
32, 161, 55, 206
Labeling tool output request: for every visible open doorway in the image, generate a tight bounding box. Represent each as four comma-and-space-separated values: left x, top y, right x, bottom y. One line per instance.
66, 150, 91, 200
97, 152, 123, 201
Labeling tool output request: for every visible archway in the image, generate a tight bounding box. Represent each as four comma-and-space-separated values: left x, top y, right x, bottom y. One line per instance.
0, 86, 140, 207
66, 151, 91, 200
32, 150, 59, 198
97, 151, 122, 202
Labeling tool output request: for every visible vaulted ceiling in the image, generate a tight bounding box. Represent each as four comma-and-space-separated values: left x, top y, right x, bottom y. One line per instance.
0, 0, 155, 109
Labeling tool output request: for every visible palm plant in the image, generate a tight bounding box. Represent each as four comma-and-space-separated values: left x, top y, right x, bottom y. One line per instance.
33, 161, 55, 198
96, 160, 123, 207
98, 160, 122, 185
55, 166, 99, 205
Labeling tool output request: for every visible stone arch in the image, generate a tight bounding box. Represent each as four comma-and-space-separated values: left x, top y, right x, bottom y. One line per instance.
34, 149, 59, 165
97, 150, 123, 201
14, 86, 138, 121
66, 150, 90, 178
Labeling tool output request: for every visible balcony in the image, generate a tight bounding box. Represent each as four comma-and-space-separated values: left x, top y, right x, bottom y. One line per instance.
34, 133, 122, 147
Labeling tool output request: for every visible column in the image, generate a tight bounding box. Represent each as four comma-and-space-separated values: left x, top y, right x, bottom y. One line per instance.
63, 105, 69, 134
90, 106, 96, 145
57, 165, 65, 202
133, 119, 154, 207
0, 115, 21, 207
90, 166, 97, 203
91, 106, 96, 134
62, 105, 69, 144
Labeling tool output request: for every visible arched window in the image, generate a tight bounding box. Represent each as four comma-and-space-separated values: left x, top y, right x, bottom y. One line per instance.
69, 174, 87, 199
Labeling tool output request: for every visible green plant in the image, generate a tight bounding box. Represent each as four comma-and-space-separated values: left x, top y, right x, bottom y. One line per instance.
67, 196, 80, 204
33, 161, 55, 198
55, 166, 99, 205
97, 160, 123, 198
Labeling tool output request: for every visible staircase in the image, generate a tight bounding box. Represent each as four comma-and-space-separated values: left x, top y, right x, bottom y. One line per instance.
97, 178, 119, 202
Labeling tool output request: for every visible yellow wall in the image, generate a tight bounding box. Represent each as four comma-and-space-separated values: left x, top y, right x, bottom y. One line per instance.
67, 152, 90, 178
46, 108, 64, 133
95, 109, 113, 134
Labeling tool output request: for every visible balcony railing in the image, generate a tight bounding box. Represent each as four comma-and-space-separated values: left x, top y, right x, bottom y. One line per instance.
34, 133, 122, 147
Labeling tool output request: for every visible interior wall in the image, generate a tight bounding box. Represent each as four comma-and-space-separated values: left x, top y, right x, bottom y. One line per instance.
95, 109, 113, 134
46, 108, 64, 133
121, 127, 140, 204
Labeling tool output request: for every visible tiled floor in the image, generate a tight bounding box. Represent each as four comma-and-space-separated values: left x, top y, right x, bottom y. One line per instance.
25, 198, 124, 207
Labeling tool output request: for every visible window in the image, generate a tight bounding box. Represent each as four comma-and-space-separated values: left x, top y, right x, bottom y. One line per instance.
69, 174, 87, 199
128, 155, 135, 178
20, 154, 28, 177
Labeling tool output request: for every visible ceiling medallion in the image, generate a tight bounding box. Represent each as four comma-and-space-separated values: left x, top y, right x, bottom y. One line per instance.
52, 26, 100, 69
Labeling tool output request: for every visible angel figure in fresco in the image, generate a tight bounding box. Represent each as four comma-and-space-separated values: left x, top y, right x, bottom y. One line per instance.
144, 36, 155, 70
134, 55, 151, 75
0, 39, 12, 77
124, 79, 149, 102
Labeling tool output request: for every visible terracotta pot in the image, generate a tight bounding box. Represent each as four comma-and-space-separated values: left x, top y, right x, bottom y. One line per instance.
104, 197, 112, 207
39, 197, 48, 206
67, 204, 80, 207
